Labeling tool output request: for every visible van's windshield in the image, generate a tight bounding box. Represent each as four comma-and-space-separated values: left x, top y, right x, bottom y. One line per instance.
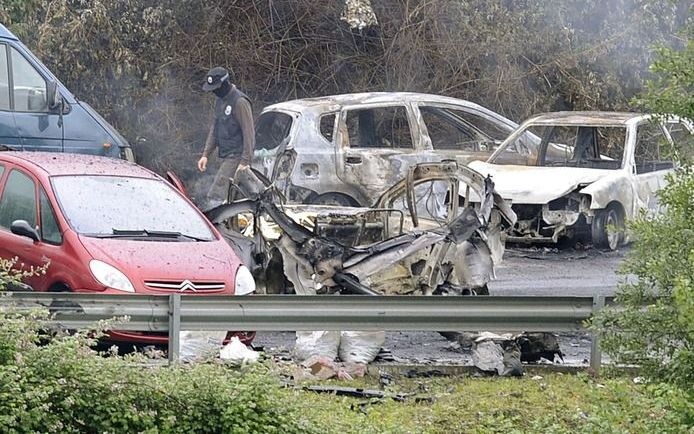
51, 176, 215, 241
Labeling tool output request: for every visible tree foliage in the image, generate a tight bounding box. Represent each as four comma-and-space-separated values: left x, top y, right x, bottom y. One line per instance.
593, 21, 693, 393
0, 0, 689, 193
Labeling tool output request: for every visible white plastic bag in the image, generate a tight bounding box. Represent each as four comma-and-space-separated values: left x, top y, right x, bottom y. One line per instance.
179, 330, 227, 362
293, 331, 340, 362
219, 336, 259, 366
338, 331, 385, 364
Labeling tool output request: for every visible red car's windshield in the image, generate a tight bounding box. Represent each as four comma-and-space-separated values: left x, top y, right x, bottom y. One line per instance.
51, 175, 215, 241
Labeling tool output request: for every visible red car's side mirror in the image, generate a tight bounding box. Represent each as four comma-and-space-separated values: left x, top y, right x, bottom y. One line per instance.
10, 220, 40, 242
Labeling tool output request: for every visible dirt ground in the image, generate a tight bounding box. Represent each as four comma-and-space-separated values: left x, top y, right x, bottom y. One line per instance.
254, 246, 627, 366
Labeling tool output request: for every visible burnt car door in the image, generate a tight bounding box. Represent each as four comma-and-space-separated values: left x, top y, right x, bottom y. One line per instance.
630, 119, 685, 216
253, 109, 296, 180
415, 103, 514, 164
335, 102, 427, 205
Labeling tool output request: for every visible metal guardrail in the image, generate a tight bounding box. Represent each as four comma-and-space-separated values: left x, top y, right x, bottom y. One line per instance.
0, 292, 611, 369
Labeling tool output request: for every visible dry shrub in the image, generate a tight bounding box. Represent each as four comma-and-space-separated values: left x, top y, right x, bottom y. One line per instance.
1, 0, 689, 188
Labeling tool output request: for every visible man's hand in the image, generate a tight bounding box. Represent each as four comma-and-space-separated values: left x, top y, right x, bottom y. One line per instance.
197, 156, 208, 172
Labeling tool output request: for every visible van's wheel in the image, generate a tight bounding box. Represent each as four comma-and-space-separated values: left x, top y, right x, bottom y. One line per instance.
591, 204, 624, 250
309, 192, 359, 207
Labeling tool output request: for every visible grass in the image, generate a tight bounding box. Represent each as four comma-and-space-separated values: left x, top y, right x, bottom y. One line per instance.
280, 372, 691, 433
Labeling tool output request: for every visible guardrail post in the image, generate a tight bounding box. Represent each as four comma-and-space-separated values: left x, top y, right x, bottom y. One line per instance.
589, 294, 605, 375
168, 294, 181, 364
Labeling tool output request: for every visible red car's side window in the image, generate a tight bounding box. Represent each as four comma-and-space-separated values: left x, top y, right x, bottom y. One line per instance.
39, 188, 62, 244
0, 168, 37, 229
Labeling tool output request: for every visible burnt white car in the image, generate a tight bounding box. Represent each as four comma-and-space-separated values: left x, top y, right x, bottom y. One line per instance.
469, 112, 693, 250
252, 92, 523, 206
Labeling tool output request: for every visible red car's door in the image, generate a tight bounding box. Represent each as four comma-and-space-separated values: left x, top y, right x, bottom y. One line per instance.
0, 164, 56, 290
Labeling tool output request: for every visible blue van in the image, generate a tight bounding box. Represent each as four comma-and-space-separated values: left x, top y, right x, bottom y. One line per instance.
0, 24, 133, 160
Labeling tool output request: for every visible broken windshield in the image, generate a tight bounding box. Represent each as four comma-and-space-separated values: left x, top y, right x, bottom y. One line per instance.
51, 176, 215, 241
490, 125, 626, 169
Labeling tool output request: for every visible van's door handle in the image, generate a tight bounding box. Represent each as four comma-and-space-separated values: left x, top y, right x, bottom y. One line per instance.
345, 156, 362, 164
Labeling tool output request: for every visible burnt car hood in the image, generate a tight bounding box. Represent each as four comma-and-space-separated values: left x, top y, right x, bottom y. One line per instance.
78, 236, 236, 286
469, 161, 609, 204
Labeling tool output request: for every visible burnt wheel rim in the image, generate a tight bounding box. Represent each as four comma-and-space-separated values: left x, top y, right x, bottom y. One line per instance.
605, 210, 621, 250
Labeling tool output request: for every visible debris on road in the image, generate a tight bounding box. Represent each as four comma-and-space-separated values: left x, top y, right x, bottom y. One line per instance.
219, 336, 260, 366
293, 330, 385, 370
294, 355, 367, 381
470, 332, 562, 376
304, 385, 408, 401
180, 330, 226, 362
516, 332, 564, 363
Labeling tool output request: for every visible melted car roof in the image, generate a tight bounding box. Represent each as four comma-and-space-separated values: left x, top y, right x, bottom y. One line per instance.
264, 92, 492, 113
526, 111, 646, 126
1, 152, 158, 178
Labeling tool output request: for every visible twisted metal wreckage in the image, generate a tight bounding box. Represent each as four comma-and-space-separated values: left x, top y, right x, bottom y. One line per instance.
205, 161, 517, 297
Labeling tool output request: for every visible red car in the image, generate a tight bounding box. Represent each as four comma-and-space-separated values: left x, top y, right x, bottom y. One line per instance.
0, 152, 255, 345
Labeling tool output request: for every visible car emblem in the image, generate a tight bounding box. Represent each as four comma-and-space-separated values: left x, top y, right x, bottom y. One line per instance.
179, 280, 197, 292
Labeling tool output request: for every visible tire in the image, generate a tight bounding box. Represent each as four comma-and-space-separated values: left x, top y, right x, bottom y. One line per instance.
591, 204, 624, 250
308, 192, 359, 207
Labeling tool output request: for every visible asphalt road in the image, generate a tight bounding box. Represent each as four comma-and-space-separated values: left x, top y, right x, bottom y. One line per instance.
490, 246, 627, 297
255, 246, 629, 366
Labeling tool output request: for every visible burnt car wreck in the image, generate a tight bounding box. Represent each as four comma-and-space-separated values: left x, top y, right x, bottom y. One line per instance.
206, 162, 516, 297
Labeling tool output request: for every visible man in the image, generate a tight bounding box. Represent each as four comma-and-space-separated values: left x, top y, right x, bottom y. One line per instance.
197, 66, 255, 207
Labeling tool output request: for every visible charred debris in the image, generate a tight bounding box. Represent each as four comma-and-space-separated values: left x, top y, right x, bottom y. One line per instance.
205, 161, 516, 297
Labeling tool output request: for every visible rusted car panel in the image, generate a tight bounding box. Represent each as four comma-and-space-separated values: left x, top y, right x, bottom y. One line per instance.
469, 112, 693, 249
207, 162, 516, 297
253, 92, 523, 206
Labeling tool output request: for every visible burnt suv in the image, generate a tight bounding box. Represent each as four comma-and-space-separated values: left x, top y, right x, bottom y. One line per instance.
252, 92, 526, 207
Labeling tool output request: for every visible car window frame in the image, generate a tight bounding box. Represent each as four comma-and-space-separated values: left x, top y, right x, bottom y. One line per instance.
339, 102, 418, 151
254, 109, 295, 151
0, 166, 39, 231
7, 45, 50, 114
0, 43, 10, 111
417, 105, 491, 151
39, 186, 63, 245
318, 111, 338, 144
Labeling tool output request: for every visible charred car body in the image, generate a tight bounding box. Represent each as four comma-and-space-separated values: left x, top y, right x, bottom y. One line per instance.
207, 162, 516, 297
470, 112, 693, 250
252, 92, 526, 207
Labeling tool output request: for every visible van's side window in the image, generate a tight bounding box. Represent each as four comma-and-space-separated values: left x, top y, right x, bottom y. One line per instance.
0, 169, 37, 229
0, 45, 9, 110
11, 48, 48, 112
40, 188, 62, 244
345, 106, 413, 149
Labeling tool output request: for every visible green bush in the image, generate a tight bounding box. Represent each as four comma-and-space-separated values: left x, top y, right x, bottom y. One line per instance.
592, 168, 694, 387
592, 20, 693, 389
0, 306, 313, 433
